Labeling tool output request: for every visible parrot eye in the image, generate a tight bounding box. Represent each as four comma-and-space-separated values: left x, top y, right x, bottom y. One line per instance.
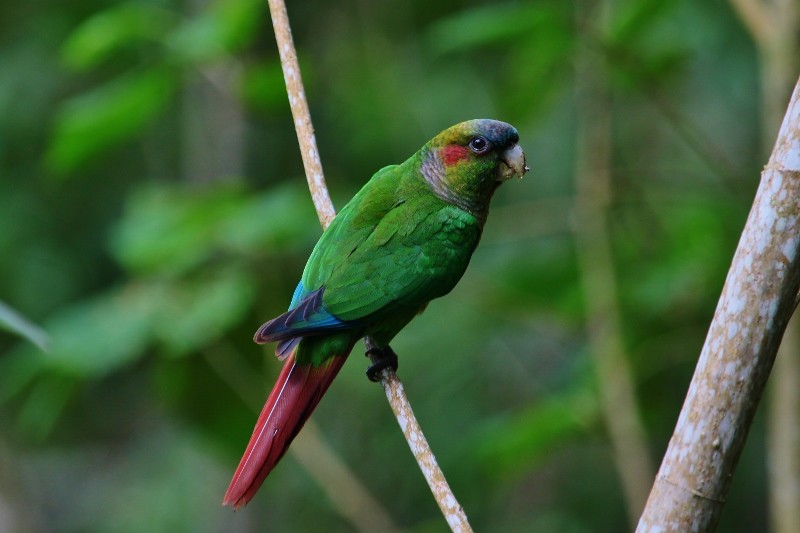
468, 136, 490, 154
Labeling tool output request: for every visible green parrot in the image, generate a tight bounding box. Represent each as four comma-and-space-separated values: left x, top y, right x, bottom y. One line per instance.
224, 119, 528, 508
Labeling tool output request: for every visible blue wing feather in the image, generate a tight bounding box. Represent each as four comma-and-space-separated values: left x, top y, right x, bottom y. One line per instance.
254, 283, 355, 355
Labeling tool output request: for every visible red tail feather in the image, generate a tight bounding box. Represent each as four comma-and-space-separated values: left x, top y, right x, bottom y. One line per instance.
223, 349, 348, 509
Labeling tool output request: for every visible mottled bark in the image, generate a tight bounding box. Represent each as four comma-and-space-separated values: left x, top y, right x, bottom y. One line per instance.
728, 2, 800, 531
637, 76, 800, 531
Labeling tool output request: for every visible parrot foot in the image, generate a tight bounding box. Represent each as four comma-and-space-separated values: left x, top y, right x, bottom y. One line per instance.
365, 345, 398, 382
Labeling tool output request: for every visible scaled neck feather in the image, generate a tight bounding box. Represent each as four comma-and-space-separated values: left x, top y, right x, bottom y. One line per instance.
419, 149, 488, 224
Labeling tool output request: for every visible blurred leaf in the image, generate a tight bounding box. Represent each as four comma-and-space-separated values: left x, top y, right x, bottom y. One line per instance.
166, 0, 262, 64
41, 285, 158, 376
427, 2, 574, 119
61, 4, 176, 70
239, 61, 286, 113
607, 46, 688, 90
617, 193, 735, 319
505, 34, 573, 118
166, 15, 225, 64
608, 0, 678, 45
212, 0, 264, 52
0, 299, 49, 350
491, 238, 583, 320
602, 0, 687, 89
0, 350, 45, 404
111, 182, 315, 276
153, 268, 255, 356
111, 184, 243, 276
427, 2, 570, 54
217, 183, 317, 252
476, 381, 598, 477
16, 374, 76, 440
47, 67, 178, 174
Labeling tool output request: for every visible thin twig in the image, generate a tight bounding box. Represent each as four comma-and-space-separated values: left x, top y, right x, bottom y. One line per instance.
267, 0, 335, 229
266, 1, 472, 530
370, 364, 473, 532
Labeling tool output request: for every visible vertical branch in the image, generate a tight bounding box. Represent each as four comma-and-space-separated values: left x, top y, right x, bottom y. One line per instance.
637, 76, 800, 531
266, 0, 335, 229
266, 1, 471, 530
574, 1, 654, 526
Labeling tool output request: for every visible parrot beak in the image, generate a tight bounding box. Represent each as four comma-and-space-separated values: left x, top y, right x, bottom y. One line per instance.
496, 143, 529, 181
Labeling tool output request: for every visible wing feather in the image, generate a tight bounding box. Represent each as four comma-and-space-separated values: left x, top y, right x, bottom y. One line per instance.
259, 161, 482, 347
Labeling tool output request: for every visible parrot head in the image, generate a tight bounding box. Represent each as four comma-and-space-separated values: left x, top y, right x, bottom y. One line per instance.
419, 119, 528, 220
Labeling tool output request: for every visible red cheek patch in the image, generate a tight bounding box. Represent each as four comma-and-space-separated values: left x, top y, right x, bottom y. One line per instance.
441, 145, 470, 166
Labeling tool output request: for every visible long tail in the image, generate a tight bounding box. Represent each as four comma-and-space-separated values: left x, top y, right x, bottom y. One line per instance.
222, 348, 348, 509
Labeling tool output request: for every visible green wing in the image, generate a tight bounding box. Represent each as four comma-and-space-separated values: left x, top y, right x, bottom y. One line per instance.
300, 164, 481, 324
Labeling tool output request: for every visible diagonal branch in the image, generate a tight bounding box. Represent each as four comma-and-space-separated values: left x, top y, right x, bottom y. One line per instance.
266, 1, 472, 531
728, 3, 800, 532
637, 74, 800, 531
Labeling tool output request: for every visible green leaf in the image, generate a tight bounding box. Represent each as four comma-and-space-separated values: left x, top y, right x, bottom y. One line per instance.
165, 0, 262, 64
608, 0, 678, 45
47, 67, 178, 174
111, 182, 315, 276
61, 4, 177, 70
217, 183, 316, 253
239, 61, 286, 113
41, 285, 158, 376
427, 3, 570, 55
16, 374, 76, 440
0, 350, 45, 404
153, 268, 255, 357
112, 185, 235, 276
491, 238, 583, 320
476, 382, 598, 477
212, 0, 264, 52
0, 299, 49, 350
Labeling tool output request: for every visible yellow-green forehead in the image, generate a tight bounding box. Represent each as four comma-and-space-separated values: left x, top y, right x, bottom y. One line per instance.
431, 119, 519, 147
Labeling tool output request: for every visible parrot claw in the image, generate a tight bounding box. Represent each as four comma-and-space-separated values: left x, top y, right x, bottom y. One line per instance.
365, 345, 399, 382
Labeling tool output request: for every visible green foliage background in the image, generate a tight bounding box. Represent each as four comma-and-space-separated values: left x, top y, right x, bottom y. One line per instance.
0, 0, 777, 530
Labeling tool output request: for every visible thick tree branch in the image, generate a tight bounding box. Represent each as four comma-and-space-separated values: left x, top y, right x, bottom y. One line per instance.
266, 1, 472, 530
730, 2, 800, 530
637, 75, 800, 531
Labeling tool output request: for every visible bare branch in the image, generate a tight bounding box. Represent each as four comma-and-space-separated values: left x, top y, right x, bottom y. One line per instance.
267, 0, 335, 229
637, 75, 800, 531
266, 1, 471, 530
733, 1, 800, 529
373, 367, 473, 532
